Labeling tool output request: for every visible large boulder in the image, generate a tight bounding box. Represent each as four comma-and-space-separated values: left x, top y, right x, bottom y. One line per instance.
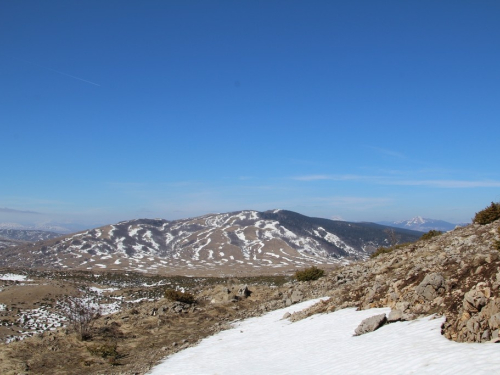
415, 273, 445, 301
354, 314, 387, 336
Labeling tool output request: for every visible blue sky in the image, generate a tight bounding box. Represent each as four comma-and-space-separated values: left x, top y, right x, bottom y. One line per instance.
1, 1, 499, 229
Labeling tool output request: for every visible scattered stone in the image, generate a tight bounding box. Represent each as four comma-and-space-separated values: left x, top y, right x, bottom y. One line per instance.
354, 314, 387, 336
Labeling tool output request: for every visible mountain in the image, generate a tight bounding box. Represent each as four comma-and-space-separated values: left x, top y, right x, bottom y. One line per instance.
0, 229, 62, 242
0, 222, 89, 234
0, 210, 421, 275
0, 237, 27, 250
378, 216, 464, 232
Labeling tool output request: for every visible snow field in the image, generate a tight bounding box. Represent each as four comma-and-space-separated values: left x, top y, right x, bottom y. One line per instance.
149, 299, 500, 375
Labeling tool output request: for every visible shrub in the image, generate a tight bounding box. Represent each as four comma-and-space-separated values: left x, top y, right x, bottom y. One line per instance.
87, 342, 120, 364
59, 295, 101, 341
294, 266, 325, 281
370, 246, 393, 258
164, 289, 195, 304
473, 202, 500, 225
420, 230, 443, 241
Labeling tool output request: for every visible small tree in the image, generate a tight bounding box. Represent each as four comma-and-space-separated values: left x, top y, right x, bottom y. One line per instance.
473, 202, 500, 225
59, 295, 101, 340
420, 230, 443, 241
384, 228, 400, 247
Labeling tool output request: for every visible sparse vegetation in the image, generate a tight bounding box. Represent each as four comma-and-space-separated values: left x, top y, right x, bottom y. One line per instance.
164, 289, 196, 304
59, 295, 101, 341
473, 202, 500, 225
370, 242, 412, 258
294, 266, 325, 281
420, 230, 443, 241
494, 227, 500, 250
87, 342, 120, 365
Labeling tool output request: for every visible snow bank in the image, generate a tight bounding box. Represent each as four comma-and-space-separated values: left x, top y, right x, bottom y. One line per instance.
149, 299, 500, 375
0, 273, 31, 281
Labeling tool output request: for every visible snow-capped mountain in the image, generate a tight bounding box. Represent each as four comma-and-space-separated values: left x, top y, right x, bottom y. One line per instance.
0, 210, 421, 275
378, 216, 464, 232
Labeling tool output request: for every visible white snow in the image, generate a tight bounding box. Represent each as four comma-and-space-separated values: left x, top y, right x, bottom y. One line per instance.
0, 273, 31, 281
148, 299, 500, 375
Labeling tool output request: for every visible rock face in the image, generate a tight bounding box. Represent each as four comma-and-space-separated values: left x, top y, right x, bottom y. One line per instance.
354, 314, 387, 336
293, 219, 500, 343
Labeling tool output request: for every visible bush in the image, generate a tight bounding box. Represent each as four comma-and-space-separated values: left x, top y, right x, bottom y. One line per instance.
164, 289, 195, 304
420, 230, 443, 241
473, 202, 500, 225
59, 295, 101, 341
370, 246, 393, 258
294, 266, 325, 281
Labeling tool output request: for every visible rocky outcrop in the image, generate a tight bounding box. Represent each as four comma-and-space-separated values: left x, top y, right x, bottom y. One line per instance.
293, 219, 500, 343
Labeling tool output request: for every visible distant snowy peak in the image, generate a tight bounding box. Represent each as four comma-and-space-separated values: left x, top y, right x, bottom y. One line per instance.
395, 216, 426, 225
380, 217, 464, 232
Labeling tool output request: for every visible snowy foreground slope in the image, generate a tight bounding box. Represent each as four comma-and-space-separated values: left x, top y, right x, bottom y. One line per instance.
149, 299, 500, 375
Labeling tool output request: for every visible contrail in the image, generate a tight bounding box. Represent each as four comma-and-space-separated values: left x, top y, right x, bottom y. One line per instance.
3, 54, 101, 87
45, 66, 101, 86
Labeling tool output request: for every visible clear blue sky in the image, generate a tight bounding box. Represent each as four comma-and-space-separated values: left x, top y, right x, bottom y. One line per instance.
1, 0, 499, 229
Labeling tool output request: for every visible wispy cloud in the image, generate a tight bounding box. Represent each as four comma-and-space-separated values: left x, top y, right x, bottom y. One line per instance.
293, 174, 365, 182
293, 174, 500, 188
368, 146, 406, 159
389, 180, 500, 188
0, 207, 41, 214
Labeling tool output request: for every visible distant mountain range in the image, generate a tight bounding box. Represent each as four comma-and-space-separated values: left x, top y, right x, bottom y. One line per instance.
0, 229, 62, 242
0, 210, 422, 275
0, 222, 89, 234
378, 216, 467, 232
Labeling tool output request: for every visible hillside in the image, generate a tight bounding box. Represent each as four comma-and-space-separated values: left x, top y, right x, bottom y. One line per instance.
0, 210, 421, 275
0, 218, 499, 374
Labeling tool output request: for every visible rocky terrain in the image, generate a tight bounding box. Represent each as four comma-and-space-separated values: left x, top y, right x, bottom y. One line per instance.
0, 210, 420, 275
0, 216, 498, 374
289, 218, 500, 344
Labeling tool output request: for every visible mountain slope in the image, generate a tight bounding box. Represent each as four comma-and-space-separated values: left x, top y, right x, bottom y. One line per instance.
0, 210, 421, 275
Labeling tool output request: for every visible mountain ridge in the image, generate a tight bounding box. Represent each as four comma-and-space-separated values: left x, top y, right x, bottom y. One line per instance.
0, 209, 422, 275
378, 216, 466, 232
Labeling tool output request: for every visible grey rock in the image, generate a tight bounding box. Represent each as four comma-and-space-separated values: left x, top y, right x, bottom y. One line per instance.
290, 290, 303, 304
415, 273, 445, 301
463, 289, 487, 313
488, 313, 500, 330
354, 314, 387, 336
282, 312, 291, 320
387, 309, 403, 322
